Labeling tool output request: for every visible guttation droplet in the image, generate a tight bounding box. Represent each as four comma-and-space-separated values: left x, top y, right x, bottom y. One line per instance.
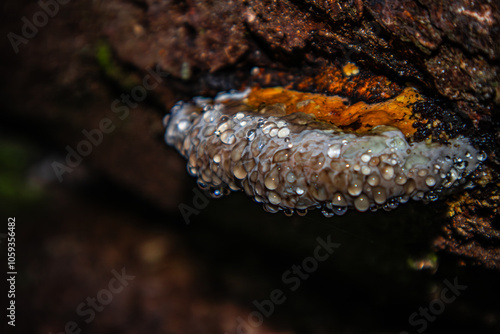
220, 130, 236, 145
247, 129, 256, 141
177, 119, 191, 132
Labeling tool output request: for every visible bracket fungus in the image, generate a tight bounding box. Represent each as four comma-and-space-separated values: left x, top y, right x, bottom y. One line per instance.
164, 87, 486, 217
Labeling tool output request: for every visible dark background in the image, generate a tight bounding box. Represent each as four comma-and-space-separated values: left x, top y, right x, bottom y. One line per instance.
1, 0, 499, 333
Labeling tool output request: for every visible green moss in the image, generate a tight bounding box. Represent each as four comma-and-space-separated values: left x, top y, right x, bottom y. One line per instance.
0, 140, 42, 208
96, 41, 114, 72
95, 40, 141, 90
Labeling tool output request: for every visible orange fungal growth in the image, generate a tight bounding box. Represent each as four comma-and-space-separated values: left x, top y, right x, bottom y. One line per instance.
296, 67, 402, 101
245, 87, 422, 137
342, 62, 360, 76
165, 87, 483, 217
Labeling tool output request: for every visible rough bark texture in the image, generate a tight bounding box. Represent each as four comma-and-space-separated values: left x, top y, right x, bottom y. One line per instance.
1, 0, 499, 333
